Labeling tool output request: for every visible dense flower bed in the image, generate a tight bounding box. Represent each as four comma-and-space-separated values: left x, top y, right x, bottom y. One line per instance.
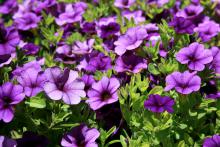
0, 0, 220, 146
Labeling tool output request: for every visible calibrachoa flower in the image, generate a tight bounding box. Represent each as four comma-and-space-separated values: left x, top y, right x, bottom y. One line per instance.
61, 124, 100, 147
81, 74, 96, 92
0, 0, 17, 14
210, 46, 220, 74
114, 26, 148, 55
0, 82, 25, 123
144, 94, 175, 113
176, 42, 213, 71
17, 68, 46, 97
115, 51, 148, 73
87, 77, 120, 110
21, 43, 40, 55
203, 134, 220, 147
114, 0, 136, 9
122, 10, 145, 24
44, 67, 86, 105
72, 39, 94, 55
164, 71, 201, 94
194, 20, 220, 42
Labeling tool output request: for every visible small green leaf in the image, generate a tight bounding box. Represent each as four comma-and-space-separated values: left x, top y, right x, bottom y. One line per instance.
25, 93, 46, 109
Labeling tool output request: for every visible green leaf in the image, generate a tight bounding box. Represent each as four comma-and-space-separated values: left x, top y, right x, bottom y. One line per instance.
148, 63, 160, 75
148, 86, 164, 95
25, 93, 46, 109
177, 140, 185, 147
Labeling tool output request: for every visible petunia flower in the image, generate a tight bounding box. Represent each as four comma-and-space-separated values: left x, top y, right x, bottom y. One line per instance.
210, 46, 220, 74
144, 94, 175, 113
17, 68, 46, 97
147, 0, 169, 7
114, 26, 148, 55
81, 21, 97, 34
115, 51, 148, 73
114, 0, 136, 9
122, 10, 145, 24
0, 0, 17, 14
61, 124, 100, 147
0, 82, 25, 123
194, 20, 220, 42
87, 77, 120, 110
203, 134, 220, 147
44, 67, 86, 105
0, 53, 16, 68
21, 43, 40, 55
81, 74, 96, 92
176, 42, 213, 71
72, 39, 94, 55
164, 71, 201, 94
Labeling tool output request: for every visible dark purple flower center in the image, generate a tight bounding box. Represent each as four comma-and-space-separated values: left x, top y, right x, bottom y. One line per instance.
3, 97, 12, 108
101, 90, 111, 100
185, 9, 196, 17
0, 27, 7, 44
122, 0, 129, 5
55, 69, 70, 90
0, 54, 11, 64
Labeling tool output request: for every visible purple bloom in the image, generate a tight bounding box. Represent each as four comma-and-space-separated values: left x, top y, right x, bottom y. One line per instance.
87, 77, 120, 110
81, 74, 96, 92
203, 134, 220, 147
0, 82, 25, 123
0, 0, 17, 14
0, 136, 17, 147
17, 68, 46, 97
22, 43, 40, 55
144, 94, 175, 113
147, 0, 169, 7
169, 16, 196, 34
115, 51, 148, 73
114, 0, 136, 8
14, 12, 41, 31
81, 22, 97, 34
164, 71, 201, 94
0, 26, 20, 55
210, 47, 220, 74
0, 53, 16, 68
176, 42, 213, 71
144, 23, 160, 40
122, 10, 145, 24
114, 26, 148, 55
55, 44, 77, 64
55, 4, 86, 26
61, 124, 99, 147
194, 20, 220, 42
44, 67, 86, 105
72, 39, 94, 55
201, 80, 220, 99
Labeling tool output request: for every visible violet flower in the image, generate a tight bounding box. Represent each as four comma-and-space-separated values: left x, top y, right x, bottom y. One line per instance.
81, 74, 96, 92
176, 42, 213, 71
147, 0, 169, 7
61, 124, 100, 147
72, 39, 94, 55
164, 71, 201, 94
115, 51, 148, 73
81, 22, 97, 34
122, 10, 145, 24
144, 94, 175, 113
22, 43, 40, 55
0, 53, 16, 68
87, 77, 120, 110
55, 44, 77, 64
17, 68, 46, 97
44, 67, 86, 105
114, 0, 136, 9
0, 82, 25, 123
203, 134, 220, 147
210, 46, 220, 74
0, 136, 17, 147
114, 26, 148, 55
14, 12, 41, 31
194, 20, 220, 42
200, 80, 220, 99
0, 0, 17, 14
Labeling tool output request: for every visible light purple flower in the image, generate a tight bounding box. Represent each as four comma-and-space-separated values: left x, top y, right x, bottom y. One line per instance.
210, 46, 220, 74
72, 39, 94, 55
114, 0, 136, 9
114, 26, 148, 55
147, 0, 169, 7
203, 134, 220, 147
0, 0, 17, 14
122, 10, 145, 24
0, 82, 25, 123
144, 94, 175, 113
194, 20, 220, 42
44, 67, 86, 105
176, 42, 213, 71
61, 124, 100, 147
87, 77, 120, 110
14, 12, 41, 31
81, 74, 96, 92
164, 71, 201, 94
17, 68, 46, 97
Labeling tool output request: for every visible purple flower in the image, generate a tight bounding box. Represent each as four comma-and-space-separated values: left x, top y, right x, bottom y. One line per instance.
114, 0, 136, 9
22, 43, 40, 55
169, 16, 196, 34
194, 20, 220, 42
0, 26, 20, 55
0, 82, 25, 123
144, 94, 175, 113
210, 46, 220, 74
0, 53, 16, 68
203, 134, 220, 147
44, 67, 86, 105
14, 12, 41, 31
61, 124, 100, 147
115, 51, 148, 73
144, 23, 160, 40
200, 80, 220, 99
114, 26, 148, 55
55, 4, 86, 26
0, 0, 17, 14
0, 136, 17, 147
17, 68, 46, 97
87, 77, 120, 110
81, 74, 96, 92
164, 71, 201, 94
81, 22, 97, 34
176, 42, 213, 71
72, 39, 94, 55
147, 0, 169, 7
122, 10, 145, 24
